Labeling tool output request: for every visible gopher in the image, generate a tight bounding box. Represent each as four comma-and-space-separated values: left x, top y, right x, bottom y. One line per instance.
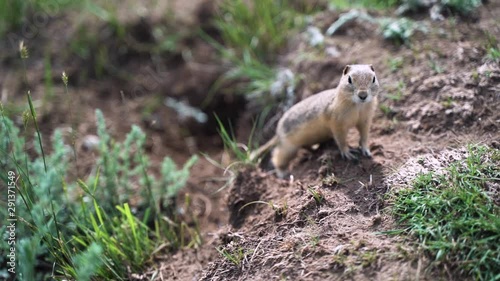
251, 64, 380, 178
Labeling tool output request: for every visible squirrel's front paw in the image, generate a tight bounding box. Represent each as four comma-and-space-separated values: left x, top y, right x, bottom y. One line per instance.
360, 147, 372, 158
341, 149, 358, 161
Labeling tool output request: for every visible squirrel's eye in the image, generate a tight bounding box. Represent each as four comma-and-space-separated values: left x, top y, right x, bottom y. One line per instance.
372, 76, 376, 83
348, 76, 352, 84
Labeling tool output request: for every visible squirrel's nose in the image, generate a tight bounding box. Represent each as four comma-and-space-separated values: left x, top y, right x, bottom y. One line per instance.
358, 91, 368, 100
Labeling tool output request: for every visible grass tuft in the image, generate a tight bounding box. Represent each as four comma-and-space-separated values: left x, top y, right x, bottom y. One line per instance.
215, 114, 257, 165
215, 0, 297, 62
327, 10, 427, 46
390, 145, 500, 280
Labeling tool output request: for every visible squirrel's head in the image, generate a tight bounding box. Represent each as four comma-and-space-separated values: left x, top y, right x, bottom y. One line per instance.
340, 64, 379, 104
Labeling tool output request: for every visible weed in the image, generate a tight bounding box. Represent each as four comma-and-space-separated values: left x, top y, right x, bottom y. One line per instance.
360, 250, 378, 268
396, 0, 481, 17
379, 104, 394, 116
331, 251, 348, 269
215, 115, 257, 164
215, 0, 297, 62
379, 17, 427, 45
201, 31, 297, 109
328, 0, 402, 10
486, 47, 500, 62
484, 32, 500, 62
357, 0, 402, 9
205, 0, 302, 108
429, 60, 444, 74
239, 200, 288, 219
388, 57, 404, 72
216, 245, 249, 266
327, 10, 427, 45
471, 71, 480, 82
444, 0, 482, 16
275, 200, 289, 218
322, 173, 341, 186
310, 235, 320, 247
0, 0, 78, 38
19, 41, 47, 172
390, 145, 500, 280
386, 80, 406, 101
442, 97, 454, 108
308, 187, 325, 205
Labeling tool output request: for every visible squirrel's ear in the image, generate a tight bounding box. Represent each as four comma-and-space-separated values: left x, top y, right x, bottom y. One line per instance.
370, 64, 375, 72
343, 65, 351, 75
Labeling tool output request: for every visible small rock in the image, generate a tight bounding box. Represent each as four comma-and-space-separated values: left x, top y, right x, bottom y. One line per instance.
82, 135, 100, 151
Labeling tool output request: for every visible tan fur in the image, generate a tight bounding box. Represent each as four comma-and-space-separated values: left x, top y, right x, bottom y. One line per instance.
253, 64, 380, 178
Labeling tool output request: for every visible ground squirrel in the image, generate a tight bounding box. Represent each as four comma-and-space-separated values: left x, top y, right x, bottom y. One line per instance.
251, 64, 380, 178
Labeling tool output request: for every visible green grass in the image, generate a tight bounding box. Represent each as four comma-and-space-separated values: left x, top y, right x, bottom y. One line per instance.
215, 0, 298, 62
215, 115, 257, 165
397, 0, 482, 16
388, 57, 404, 72
0, 44, 200, 280
205, 0, 302, 106
216, 246, 250, 266
326, 10, 427, 46
0, 0, 79, 38
1, 106, 200, 280
445, 0, 482, 15
308, 187, 325, 205
390, 145, 500, 280
485, 32, 500, 62
386, 80, 406, 101
329, 0, 402, 10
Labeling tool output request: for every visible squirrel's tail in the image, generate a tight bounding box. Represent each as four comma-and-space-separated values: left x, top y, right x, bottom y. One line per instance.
249, 136, 278, 162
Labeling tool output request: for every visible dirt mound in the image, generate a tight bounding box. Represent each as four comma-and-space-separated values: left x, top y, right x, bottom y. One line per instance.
191, 2, 499, 280
402, 62, 500, 133
200, 157, 422, 281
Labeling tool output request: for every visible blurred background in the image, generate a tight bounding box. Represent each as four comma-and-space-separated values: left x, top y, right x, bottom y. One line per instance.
1, 0, 498, 280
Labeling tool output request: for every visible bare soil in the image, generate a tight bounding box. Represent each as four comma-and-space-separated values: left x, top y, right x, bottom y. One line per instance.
1, 0, 499, 280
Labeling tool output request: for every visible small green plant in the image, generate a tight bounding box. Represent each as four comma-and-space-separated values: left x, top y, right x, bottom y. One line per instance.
329, 0, 401, 10
308, 187, 325, 205
444, 0, 482, 16
356, 0, 402, 8
310, 235, 320, 247
204, 0, 301, 107
389, 145, 500, 280
215, 115, 257, 164
239, 200, 288, 218
322, 173, 341, 186
386, 80, 406, 101
486, 47, 500, 62
388, 57, 404, 72
485, 32, 500, 62
327, 10, 427, 45
0, 0, 78, 38
379, 17, 427, 45
200, 29, 298, 109
397, 0, 481, 17
442, 97, 454, 108
379, 104, 393, 116
429, 60, 444, 74
216, 246, 249, 266
360, 250, 378, 268
215, 0, 298, 62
